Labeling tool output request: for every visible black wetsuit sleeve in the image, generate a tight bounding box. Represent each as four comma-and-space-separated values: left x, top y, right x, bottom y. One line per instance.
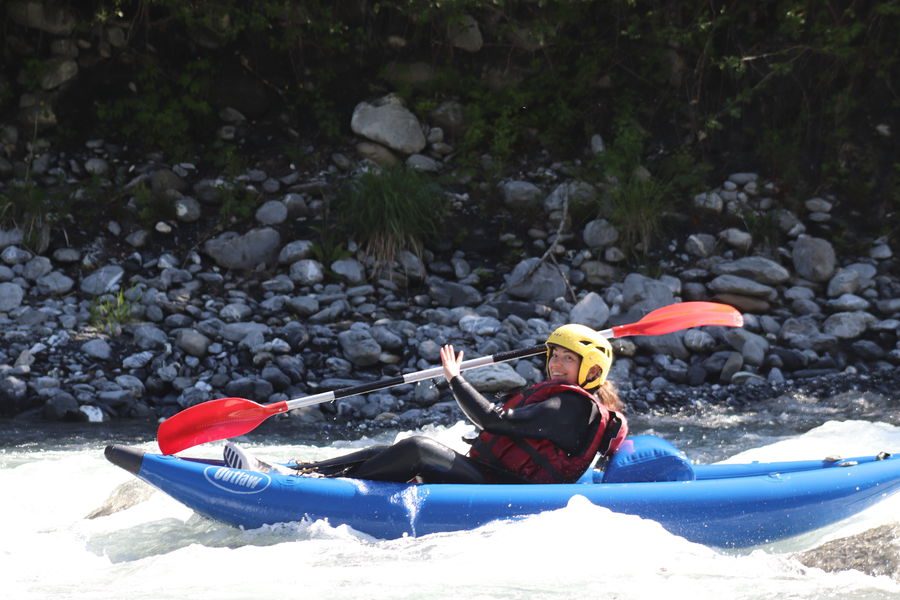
449, 376, 595, 455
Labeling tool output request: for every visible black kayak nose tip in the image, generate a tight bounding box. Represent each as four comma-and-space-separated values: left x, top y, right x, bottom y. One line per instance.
105, 444, 145, 475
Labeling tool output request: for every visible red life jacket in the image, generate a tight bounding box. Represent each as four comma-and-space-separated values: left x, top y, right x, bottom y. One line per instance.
468, 381, 627, 484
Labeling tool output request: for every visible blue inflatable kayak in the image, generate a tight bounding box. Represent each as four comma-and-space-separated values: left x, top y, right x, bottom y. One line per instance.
105, 436, 900, 548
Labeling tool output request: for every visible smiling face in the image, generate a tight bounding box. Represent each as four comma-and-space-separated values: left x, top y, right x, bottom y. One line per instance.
546, 345, 582, 385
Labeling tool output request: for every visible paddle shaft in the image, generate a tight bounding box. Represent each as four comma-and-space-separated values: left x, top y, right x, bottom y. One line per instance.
285, 343, 547, 409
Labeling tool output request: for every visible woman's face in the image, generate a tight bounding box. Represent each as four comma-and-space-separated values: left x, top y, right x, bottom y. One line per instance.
547, 346, 581, 385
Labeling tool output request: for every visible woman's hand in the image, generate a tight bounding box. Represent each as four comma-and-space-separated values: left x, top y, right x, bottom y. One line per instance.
440, 344, 464, 382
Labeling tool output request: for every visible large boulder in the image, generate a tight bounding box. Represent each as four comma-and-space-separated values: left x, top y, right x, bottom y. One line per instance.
203, 228, 281, 270
351, 95, 426, 154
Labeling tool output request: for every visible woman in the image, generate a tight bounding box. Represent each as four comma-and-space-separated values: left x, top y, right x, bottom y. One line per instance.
224, 324, 628, 484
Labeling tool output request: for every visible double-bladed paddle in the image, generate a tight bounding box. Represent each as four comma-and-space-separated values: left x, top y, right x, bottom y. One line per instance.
157, 301, 742, 454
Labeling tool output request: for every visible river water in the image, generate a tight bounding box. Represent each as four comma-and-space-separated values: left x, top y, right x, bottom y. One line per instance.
2, 388, 899, 600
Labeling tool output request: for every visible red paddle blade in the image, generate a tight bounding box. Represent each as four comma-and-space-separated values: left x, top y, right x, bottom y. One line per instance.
611, 302, 743, 337
157, 398, 288, 455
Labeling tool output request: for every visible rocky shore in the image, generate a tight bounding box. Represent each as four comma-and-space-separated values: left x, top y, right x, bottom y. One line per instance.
1, 96, 898, 432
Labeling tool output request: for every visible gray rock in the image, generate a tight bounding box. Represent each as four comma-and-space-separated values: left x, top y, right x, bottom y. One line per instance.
22, 256, 52, 280
122, 351, 155, 369
635, 332, 690, 361
203, 228, 281, 270
724, 329, 768, 366
0, 282, 25, 311
396, 250, 427, 281
728, 173, 758, 185
278, 240, 315, 264
255, 200, 288, 225
406, 154, 441, 172
693, 191, 723, 213
84, 157, 109, 176
827, 269, 861, 297
720, 351, 744, 382
708, 274, 777, 301
797, 524, 900, 581
545, 181, 597, 212
355, 141, 399, 167
506, 258, 568, 303
81, 338, 112, 360
713, 256, 790, 285
350, 95, 426, 154
35, 271, 73, 295
823, 312, 875, 339
871, 243, 892, 260
718, 228, 752, 252
428, 279, 483, 307
337, 328, 382, 367
81, 265, 124, 296
462, 363, 526, 393
780, 317, 838, 351
174, 196, 202, 222
1, 246, 31, 265
225, 377, 273, 401
500, 180, 542, 210
684, 329, 716, 353
331, 258, 366, 284
133, 324, 168, 350
685, 233, 717, 257
569, 292, 609, 330
289, 259, 325, 285
792, 235, 836, 282
43, 392, 81, 421
583, 219, 619, 248
581, 260, 618, 285
621, 273, 675, 313
221, 303, 253, 321
458, 314, 502, 336
827, 293, 870, 311
286, 295, 320, 317
222, 322, 270, 342
176, 329, 210, 357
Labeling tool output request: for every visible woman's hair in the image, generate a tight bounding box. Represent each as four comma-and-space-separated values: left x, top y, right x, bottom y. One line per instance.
595, 380, 624, 413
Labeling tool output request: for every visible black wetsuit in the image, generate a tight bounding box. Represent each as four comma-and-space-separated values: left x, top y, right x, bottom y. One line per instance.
297, 376, 601, 484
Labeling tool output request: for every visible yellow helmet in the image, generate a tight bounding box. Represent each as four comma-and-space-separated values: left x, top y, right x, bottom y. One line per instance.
545, 324, 613, 390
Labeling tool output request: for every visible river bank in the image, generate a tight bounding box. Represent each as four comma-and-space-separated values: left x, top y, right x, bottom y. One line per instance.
0, 128, 898, 429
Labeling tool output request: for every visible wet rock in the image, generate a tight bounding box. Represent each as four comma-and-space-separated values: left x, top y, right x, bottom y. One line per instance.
797, 524, 900, 581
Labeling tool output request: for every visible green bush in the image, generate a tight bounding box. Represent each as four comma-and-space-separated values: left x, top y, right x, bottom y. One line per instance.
89, 290, 133, 336
0, 182, 68, 252
95, 58, 214, 159
333, 167, 446, 268
610, 178, 668, 259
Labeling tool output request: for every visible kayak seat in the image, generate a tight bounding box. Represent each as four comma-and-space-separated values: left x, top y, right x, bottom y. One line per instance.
600, 435, 695, 484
